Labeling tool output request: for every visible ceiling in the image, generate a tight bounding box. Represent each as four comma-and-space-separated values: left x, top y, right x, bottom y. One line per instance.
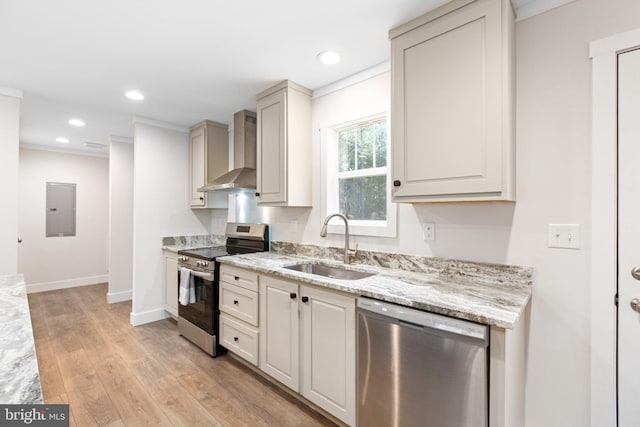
0, 0, 551, 156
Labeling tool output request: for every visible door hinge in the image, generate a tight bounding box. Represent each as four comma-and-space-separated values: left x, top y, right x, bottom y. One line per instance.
615, 293, 619, 306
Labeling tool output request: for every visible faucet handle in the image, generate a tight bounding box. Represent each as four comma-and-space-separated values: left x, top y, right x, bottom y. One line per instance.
348, 244, 359, 258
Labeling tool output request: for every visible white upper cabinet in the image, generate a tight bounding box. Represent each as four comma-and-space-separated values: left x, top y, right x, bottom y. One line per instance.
189, 120, 229, 208
390, 0, 515, 202
255, 80, 312, 207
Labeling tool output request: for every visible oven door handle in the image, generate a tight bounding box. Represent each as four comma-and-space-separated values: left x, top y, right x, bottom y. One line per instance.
178, 268, 214, 282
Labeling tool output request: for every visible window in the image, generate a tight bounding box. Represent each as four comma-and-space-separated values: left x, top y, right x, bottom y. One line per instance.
323, 114, 397, 237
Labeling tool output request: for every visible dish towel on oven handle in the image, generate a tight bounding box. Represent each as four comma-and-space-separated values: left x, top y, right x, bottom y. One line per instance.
179, 267, 196, 306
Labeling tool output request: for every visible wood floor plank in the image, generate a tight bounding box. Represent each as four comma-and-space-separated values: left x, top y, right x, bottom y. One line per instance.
143, 375, 223, 427
94, 355, 170, 427
67, 378, 122, 427
30, 283, 337, 427
33, 337, 66, 399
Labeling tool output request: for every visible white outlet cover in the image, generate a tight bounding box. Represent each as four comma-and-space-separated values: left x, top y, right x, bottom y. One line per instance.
548, 224, 580, 249
422, 222, 435, 241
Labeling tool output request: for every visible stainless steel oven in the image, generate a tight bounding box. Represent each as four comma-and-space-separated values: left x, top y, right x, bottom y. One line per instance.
177, 223, 268, 356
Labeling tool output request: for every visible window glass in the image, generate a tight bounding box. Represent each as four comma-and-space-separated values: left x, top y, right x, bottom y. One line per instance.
338, 128, 356, 172
339, 175, 387, 220
336, 118, 388, 222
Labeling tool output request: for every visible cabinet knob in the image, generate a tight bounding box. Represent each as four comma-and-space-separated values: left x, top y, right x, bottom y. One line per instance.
255, 192, 260, 197
234, 276, 239, 281
393, 180, 401, 187
233, 336, 239, 342
233, 300, 239, 305
290, 293, 297, 299
301, 296, 309, 303
199, 196, 204, 200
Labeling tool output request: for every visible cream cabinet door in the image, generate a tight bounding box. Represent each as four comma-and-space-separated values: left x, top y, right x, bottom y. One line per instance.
189, 125, 206, 207
256, 89, 287, 204
391, 0, 514, 202
163, 251, 178, 317
259, 275, 299, 391
300, 285, 356, 426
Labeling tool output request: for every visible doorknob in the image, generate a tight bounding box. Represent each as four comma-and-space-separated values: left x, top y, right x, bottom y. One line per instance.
632, 267, 640, 281
631, 299, 640, 313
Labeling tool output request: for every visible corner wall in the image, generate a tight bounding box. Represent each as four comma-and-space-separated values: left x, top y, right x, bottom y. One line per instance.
0, 91, 21, 275
131, 121, 211, 325
108, 139, 134, 303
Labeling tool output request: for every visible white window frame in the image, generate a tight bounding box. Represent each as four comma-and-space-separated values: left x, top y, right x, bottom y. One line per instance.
321, 112, 397, 238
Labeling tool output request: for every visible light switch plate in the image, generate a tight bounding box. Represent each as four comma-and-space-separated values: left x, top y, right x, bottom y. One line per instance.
548, 224, 580, 249
422, 222, 435, 241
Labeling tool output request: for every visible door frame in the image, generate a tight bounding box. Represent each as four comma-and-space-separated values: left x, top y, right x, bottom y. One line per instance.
590, 27, 640, 426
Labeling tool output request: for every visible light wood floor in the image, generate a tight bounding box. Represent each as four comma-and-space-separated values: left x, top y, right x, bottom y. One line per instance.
28, 283, 337, 427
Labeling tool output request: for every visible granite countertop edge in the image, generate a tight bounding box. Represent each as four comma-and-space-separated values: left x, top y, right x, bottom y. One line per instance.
0, 274, 44, 404
218, 252, 531, 329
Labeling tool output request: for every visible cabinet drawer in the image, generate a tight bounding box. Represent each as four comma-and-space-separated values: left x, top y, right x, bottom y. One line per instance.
220, 314, 259, 366
220, 265, 258, 292
220, 282, 259, 326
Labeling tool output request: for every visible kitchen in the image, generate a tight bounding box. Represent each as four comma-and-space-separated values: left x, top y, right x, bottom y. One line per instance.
0, 0, 638, 426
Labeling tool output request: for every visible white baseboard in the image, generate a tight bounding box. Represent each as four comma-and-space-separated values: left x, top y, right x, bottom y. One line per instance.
129, 307, 170, 326
107, 290, 132, 304
26, 274, 109, 294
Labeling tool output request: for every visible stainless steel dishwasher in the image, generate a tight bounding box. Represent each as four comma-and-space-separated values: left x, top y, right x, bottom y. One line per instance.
357, 297, 489, 427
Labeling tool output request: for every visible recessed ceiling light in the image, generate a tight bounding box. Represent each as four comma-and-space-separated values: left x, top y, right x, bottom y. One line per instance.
68, 118, 85, 127
125, 90, 144, 101
55, 137, 70, 143
317, 51, 341, 65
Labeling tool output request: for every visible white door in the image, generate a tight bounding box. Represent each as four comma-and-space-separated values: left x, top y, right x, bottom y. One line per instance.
618, 47, 640, 425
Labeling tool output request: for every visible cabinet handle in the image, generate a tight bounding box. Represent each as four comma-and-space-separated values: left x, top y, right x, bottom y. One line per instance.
255, 192, 260, 197
233, 300, 239, 305
393, 180, 401, 187
233, 336, 239, 342
290, 293, 297, 299
301, 296, 309, 303
199, 196, 204, 200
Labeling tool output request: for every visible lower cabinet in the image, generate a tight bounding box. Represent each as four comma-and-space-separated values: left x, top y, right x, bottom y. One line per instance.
220, 313, 259, 365
218, 265, 260, 366
163, 250, 178, 317
259, 273, 356, 426
259, 275, 300, 391
300, 285, 356, 426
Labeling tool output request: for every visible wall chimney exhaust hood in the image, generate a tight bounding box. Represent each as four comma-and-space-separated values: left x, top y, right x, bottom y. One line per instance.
198, 110, 257, 193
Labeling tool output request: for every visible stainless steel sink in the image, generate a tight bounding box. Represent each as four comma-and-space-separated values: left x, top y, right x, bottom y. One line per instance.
284, 262, 376, 280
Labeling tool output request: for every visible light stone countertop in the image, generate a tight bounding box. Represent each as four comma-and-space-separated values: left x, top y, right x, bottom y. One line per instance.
0, 274, 43, 404
161, 234, 226, 253
218, 251, 532, 329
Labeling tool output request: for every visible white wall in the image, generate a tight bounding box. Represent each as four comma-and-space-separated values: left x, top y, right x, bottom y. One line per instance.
516, 1, 640, 425
0, 91, 21, 275
232, 2, 640, 424
18, 148, 109, 291
108, 139, 134, 303
131, 121, 211, 325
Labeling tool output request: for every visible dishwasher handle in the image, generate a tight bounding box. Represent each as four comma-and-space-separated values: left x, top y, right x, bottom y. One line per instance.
357, 297, 488, 342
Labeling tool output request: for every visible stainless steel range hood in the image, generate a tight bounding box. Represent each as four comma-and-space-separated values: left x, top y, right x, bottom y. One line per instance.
198, 110, 257, 193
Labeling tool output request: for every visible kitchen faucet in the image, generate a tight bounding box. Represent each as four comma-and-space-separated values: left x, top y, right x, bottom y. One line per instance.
320, 213, 357, 264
